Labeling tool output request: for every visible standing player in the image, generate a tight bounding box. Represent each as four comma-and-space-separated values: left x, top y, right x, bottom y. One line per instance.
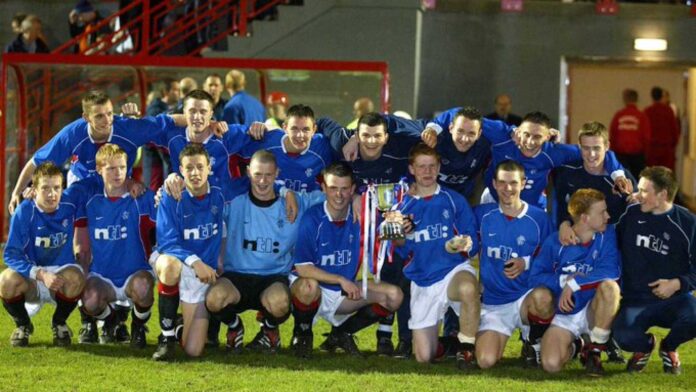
0, 163, 85, 346
289, 162, 403, 358
474, 160, 554, 369
71, 144, 156, 348
614, 166, 696, 375
205, 150, 323, 354
152, 144, 225, 361
532, 189, 621, 375
393, 144, 480, 368
241, 104, 333, 193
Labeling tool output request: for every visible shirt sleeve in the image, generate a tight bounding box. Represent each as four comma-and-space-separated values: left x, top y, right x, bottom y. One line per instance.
293, 213, 318, 266
529, 235, 563, 295
455, 196, 479, 258
221, 124, 253, 154
481, 118, 515, 145
569, 225, 621, 291
315, 117, 352, 156
32, 123, 78, 167
3, 205, 35, 279
425, 107, 461, 132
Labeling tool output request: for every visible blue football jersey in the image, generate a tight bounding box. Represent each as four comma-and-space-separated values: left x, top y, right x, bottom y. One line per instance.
4, 199, 78, 279
293, 202, 361, 291
156, 185, 226, 269
395, 185, 479, 287
32, 116, 165, 184
241, 130, 333, 193
530, 225, 621, 314
71, 180, 156, 287
475, 202, 551, 305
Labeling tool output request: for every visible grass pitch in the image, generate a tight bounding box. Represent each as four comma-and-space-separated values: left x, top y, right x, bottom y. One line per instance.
0, 298, 694, 391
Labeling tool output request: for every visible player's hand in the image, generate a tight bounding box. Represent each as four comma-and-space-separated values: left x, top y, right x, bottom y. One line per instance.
352, 194, 362, 223
264, 118, 282, 131
8, 192, 22, 215
559, 285, 575, 313
210, 120, 228, 137
558, 221, 578, 246
163, 173, 184, 201
342, 135, 359, 162
22, 187, 35, 200
402, 213, 415, 234
648, 278, 680, 300
339, 278, 362, 300
121, 102, 141, 118
37, 269, 65, 291
421, 128, 438, 148
285, 190, 298, 223
125, 178, 146, 198
548, 128, 561, 144
626, 192, 639, 204
613, 176, 633, 195
192, 260, 217, 284
503, 257, 525, 279
248, 121, 267, 140
445, 235, 472, 254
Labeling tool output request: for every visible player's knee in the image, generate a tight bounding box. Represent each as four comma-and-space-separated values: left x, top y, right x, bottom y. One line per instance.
476, 352, 498, 369
292, 278, 319, 304
156, 256, 182, 286
263, 288, 290, 318
129, 275, 154, 305
58, 267, 86, 298
183, 341, 205, 358
541, 356, 563, 373
81, 287, 104, 315
456, 280, 478, 302
0, 269, 26, 298
205, 285, 229, 313
385, 285, 403, 311
530, 287, 554, 314
597, 280, 620, 302
413, 347, 432, 364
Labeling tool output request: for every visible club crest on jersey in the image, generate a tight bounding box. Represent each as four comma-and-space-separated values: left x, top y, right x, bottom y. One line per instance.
443, 209, 450, 220
442, 158, 450, 165
516, 235, 526, 246
470, 159, 477, 168
305, 168, 313, 178
592, 250, 599, 260
122, 211, 129, 220
349, 234, 354, 244
211, 205, 219, 215
663, 232, 670, 241
277, 218, 284, 228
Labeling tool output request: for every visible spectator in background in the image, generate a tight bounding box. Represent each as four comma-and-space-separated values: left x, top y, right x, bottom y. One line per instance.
609, 89, 650, 176
11, 13, 26, 35
346, 97, 374, 129
143, 78, 180, 190
173, 77, 199, 114
68, 0, 106, 54
147, 78, 181, 116
202, 74, 227, 120
486, 94, 522, 127
265, 91, 289, 129
223, 69, 266, 126
644, 86, 680, 171
5, 17, 49, 53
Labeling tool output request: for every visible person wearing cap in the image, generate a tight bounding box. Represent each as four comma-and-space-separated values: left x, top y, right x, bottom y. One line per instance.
68, 0, 105, 54
265, 91, 289, 129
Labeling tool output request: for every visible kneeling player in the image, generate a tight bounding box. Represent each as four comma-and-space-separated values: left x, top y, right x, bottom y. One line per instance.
531, 189, 621, 375
152, 144, 225, 360
289, 162, 403, 358
393, 144, 480, 368
474, 160, 553, 369
0, 163, 85, 346
72, 144, 156, 348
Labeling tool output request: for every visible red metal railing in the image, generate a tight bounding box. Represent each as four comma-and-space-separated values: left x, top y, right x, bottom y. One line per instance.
53, 0, 290, 57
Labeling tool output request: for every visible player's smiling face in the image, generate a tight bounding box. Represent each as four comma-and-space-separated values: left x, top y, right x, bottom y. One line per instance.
409, 154, 440, 189
180, 154, 211, 195
579, 135, 608, 173
184, 98, 213, 138
34, 175, 63, 213
84, 101, 114, 140
636, 177, 663, 213
322, 174, 355, 215
493, 169, 524, 207
358, 123, 388, 160
98, 155, 127, 189
248, 159, 278, 201
284, 116, 316, 152
449, 116, 481, 153
585, 199, 609, 233
518, 122, 549, 157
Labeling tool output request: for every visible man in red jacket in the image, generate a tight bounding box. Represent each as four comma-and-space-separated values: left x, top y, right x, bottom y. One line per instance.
609, 89, 650, 177
644, 87, 680, 171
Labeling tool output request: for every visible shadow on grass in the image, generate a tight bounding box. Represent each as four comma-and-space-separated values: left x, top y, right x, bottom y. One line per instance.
61, 342, 695, 380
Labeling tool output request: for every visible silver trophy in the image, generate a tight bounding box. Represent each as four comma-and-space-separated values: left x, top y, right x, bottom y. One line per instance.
377, 183, 405, 240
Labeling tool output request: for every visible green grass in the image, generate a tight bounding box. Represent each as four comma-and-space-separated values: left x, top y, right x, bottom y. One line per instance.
0, 301, 694, 392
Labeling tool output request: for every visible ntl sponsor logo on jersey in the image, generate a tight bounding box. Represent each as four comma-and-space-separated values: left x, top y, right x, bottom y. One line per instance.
183, 223, 219, 240
486, 245, 514, 261
412, 224, 449, 243
34, 233, 69, 248
94, 225, 128, 240
320, 250, 352, 266
243, 237, 280, 254
635, 234, 669, 255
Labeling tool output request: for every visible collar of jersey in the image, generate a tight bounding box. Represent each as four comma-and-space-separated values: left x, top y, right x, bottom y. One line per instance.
280, 134, 310, 155
498, 200, 529, 219
411, 184, 441, 200
34, 200, 60, 214
102, 188, 129, 199
323, 201, 351, 222
87, 123, 114, 143
185, 131, 212, 144
185, 182, 211, 198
